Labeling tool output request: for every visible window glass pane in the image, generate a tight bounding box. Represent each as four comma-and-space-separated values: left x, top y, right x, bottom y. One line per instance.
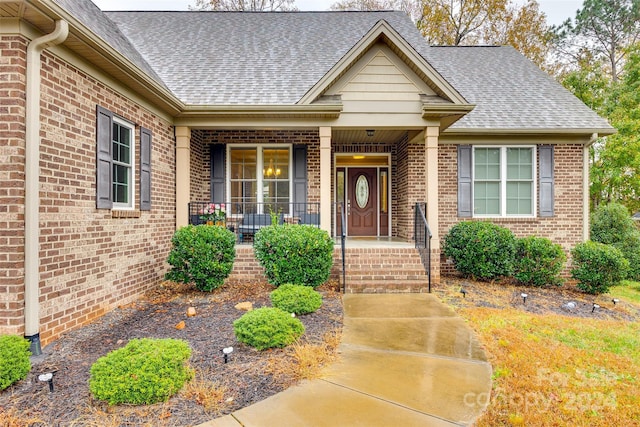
263, 149, 289, 180
507, 148, 532, 179
506, 182, 532, 215
474, 182, 500, 215
475, 148, 500, 180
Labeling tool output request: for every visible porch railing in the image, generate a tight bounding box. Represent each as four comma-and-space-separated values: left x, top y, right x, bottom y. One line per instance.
188, 201, 320, 244
414, 202, 432, 293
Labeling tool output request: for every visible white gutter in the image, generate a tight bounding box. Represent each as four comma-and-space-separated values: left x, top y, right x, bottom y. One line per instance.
25, 20, 69, 355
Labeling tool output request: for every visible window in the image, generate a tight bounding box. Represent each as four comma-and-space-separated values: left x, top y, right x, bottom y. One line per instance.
473, 146, 535, 217
228, 146, 291, 214
112, 118, 134, 208
96, 106, 151, 211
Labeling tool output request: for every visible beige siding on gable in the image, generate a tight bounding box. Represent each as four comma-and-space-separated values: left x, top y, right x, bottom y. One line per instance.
328, 45, 439, 115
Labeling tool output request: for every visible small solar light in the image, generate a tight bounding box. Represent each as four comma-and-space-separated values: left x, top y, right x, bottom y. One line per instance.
222, 346, 234, 364
521, 293, 528, 304
612, 298, 620, 305
460, 288, 467, 298
592, 303, 600, 313
38, 372, 54, 392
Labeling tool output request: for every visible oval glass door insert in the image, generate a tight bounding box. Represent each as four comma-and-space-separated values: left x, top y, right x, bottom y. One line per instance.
355, 174, 369, 208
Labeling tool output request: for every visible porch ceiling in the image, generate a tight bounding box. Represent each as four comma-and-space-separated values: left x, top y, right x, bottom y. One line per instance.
332, 129, 419, 145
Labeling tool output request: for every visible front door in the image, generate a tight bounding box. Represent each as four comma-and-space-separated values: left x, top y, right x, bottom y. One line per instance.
347, 168, 377, 236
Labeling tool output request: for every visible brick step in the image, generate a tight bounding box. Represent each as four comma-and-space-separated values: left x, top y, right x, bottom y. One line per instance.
345, 280, 430, 294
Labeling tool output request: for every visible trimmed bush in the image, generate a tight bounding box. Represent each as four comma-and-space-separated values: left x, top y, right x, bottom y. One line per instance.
270, 284, 323, 315
591, 202, 640, 280
442, 221, 516, 281
0, 335, 31, 391
513, 236, 566, 287
165, 224, 236, 291
233, 307, 305, 350
89, 338, 193, 405
571, 241, 629, 294
254, 224, 333, 288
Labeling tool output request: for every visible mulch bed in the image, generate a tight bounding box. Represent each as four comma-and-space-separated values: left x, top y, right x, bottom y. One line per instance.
0, 280, 343, 427
434, 276, 640, 322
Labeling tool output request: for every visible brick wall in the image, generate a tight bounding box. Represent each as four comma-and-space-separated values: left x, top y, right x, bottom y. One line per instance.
1, 43, 177, 343
0, 35, 27, 335
190, 130, 209, 202
395, 136, 425, 240
438, 144, 586, 275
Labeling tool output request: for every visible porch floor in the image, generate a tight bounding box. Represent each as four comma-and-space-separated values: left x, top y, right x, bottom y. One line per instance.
336, 236, 414, 249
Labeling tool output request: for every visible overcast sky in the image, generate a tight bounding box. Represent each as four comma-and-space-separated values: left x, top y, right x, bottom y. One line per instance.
92, 0, 583, 26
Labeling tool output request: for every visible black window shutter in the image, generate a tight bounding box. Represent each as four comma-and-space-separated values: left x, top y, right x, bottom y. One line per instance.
210, 144, 225, 203
457, 145, 473, 217
140, 127, 152, 211
292, 145, 307, 216
96, 106, 113, 209
539, 145, 554, 217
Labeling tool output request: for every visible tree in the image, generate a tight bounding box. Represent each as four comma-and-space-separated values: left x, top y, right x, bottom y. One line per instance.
416, 0, 552, 69
191, 0, 297, 11
553, 0, 640, 81
330, 0, 421, 20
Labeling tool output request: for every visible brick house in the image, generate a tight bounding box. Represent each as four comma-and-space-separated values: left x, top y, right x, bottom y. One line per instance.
1, 0, 613, 351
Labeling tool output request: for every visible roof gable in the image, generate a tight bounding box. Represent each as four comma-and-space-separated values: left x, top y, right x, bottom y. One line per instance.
299, 20, 467, 106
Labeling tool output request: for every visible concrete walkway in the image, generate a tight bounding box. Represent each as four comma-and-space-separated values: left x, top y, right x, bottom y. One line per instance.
200, 294, 492, 427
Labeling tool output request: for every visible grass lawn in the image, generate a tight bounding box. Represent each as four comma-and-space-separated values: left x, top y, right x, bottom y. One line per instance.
438, 279, 640, 426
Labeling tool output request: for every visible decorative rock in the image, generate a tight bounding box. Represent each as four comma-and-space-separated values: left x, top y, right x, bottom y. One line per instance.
235, 301, 253, 311
175, 321, 186, 330
561, 302, 577, 312
187, 307, 197, 317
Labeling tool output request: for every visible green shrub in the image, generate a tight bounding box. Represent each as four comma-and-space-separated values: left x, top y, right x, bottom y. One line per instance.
591, 202, 640, 280
0, 335, 31, 391
513, 236, 566, 287
254, 224, 334, 288
89, 338, 193, 405
442, 221, 516, 281
233, 307, 305, 350
270, 284, 323, 315
571, 241, 629, 294
165, 224, 236, 291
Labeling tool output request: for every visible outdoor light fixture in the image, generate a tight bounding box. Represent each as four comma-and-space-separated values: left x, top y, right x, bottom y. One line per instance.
592, 303, 600, 313
521, 293, 528, 304
460, 288, 467, 298
612, 298, 620, 305
222, 346, 234, 364
366, 129, 375, 137
38, 372, 54, 392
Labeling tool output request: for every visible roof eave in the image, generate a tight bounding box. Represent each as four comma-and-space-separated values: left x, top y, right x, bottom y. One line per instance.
443, 127, 617, 136
177, 104, 343, 119
422, 103, 475, 119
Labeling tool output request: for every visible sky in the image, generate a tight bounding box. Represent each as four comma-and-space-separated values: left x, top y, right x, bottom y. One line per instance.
92, 0, 584, 26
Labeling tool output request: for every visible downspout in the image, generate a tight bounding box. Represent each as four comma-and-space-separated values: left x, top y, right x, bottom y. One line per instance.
583, 133, 598, 242
25, 20, 69, 355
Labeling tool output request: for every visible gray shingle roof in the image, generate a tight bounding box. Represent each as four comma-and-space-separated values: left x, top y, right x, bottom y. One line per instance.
51, 2, 612, 132
104, 11, 429, 105
53, 0, 164, 85
426, 46, 612, 131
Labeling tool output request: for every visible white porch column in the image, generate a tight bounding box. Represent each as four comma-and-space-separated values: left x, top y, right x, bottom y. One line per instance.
425, 126, 439, 246
176, 126, 191, 229
319, 127, 332, 233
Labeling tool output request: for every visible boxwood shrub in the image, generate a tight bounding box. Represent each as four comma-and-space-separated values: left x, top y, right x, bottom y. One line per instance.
254, 224, 333, 288
89, 338, 193, 405
442, 221, 516, 281
513, 236, 566, 287
165, 224, 236, 291
0, 335, 31, 391
233, 307, 305, 350
571, 241, 629, 294
270, 284, 323, 315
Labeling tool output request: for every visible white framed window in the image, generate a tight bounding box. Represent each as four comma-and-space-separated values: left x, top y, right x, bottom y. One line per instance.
228, 145, 291, 214
112, 117, 135, 209
473, 146, 535, 217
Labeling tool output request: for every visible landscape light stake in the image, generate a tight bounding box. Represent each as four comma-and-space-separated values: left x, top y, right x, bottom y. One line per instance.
521, 293, 528, 304
460, 288, 466, 298
592, 303, 600, 313
222, 347, 234, 364
612, 298, 619, 305
38, 372, 54, 392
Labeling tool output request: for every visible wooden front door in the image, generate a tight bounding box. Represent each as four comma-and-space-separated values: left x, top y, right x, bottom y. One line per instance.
347, 168, 377, 236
